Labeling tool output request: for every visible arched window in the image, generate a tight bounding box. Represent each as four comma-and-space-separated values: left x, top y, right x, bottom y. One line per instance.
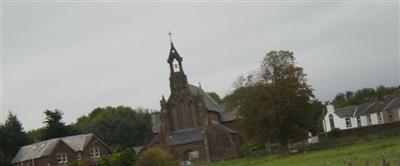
170, 105, 178, 130
329, 114, 335, 129
180, 101, 188, 129
172, 59, 180, 72
190, 102, 199, 127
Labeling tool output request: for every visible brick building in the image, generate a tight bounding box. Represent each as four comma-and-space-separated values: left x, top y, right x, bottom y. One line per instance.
149, 41, 244, 163
11, 133, 110, 166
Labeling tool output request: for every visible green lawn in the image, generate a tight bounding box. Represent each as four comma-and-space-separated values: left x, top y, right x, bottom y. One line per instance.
207, 137, 400, 166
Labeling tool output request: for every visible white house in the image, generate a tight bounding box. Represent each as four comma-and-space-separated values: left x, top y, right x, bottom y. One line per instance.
323, 97, 400, 132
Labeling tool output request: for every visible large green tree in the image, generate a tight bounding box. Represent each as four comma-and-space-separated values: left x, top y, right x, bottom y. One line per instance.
74, 106, 153, 148
41, 110, 73, 140
226, 50, 313, 151
0, 112, 31, 166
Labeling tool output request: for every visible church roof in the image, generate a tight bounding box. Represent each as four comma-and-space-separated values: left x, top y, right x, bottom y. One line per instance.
211, 121, 238, 134
188, 84, 222, 113
12, 133, 95, 164
220, 103, 240, 122
168, 128, 204, 146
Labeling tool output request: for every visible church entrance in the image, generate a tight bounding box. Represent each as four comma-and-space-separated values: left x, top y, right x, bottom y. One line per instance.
182, 149, 193, 166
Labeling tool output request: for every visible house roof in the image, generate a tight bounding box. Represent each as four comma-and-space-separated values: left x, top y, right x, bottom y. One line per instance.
168, 128, 204, 146
333, 97, 400, 118
383, 97, 400, 111
11, 133, 95, 164
334, 105, 357, 118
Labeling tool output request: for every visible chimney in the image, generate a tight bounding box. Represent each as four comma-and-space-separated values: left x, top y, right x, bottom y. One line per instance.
326, 104, 335, 113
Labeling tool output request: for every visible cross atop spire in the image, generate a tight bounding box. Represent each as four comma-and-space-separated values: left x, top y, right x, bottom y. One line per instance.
168, 31, 173, 44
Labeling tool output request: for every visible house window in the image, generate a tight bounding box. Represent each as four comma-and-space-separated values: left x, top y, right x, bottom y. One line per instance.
367, 115, 372, 125
90, 147, 101, 158
345, 118, 352, 127
388, 111, 393, 121
377, 113, 383, 123
77, 153, 81, 160
329, 114, 335, 128
357, 117, 361, 127
57, 152, 68, 164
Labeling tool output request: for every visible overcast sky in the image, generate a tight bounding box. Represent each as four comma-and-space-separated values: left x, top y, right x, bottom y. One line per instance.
1, 0, 399, 130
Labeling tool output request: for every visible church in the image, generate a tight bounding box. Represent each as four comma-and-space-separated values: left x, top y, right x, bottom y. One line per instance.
149, 39, 243, 163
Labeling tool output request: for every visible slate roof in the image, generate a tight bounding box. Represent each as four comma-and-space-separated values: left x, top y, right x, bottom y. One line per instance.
333, 97, 400, 118
220, 103, 240, 122
188, 84, 221, 113
333, 105, 357, 118
168, 128, 204, 146
211, 121, 238, 134
383, 97, 400, 111
11, 133, 94, 164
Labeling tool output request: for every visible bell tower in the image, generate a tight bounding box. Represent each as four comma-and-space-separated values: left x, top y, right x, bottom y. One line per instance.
167, 33, 188, 93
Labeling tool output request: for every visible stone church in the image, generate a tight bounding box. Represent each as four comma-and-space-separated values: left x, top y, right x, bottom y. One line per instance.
149, 41, 243, 163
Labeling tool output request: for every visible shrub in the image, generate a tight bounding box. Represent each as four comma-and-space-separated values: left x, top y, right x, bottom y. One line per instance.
97, 148, 136, 166
239, 142, 266, 157
135, 147, 178, 166
110, 148, 136, 166
329, 128, 341, 138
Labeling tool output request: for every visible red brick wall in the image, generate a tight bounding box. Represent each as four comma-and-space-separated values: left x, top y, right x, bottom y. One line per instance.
222, 120, 248, 141
207, 112, 219, 122
207, 134, 238, 161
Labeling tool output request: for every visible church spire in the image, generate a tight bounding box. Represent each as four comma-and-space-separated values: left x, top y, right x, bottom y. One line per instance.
167, 32, 183, 73
166, 33, 188, 93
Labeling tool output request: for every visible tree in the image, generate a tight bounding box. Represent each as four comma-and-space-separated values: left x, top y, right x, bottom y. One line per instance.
41, 110, 72, 140
27, 127, 45, 142
309, 100, 325, 133
332, 93, 347, 108
135, 147, 178, 166
74, 106, 153, 148
207, 92, 222, 104
226, 50, 313, 152
331, 85, 400, 108
0, 112, 31, 166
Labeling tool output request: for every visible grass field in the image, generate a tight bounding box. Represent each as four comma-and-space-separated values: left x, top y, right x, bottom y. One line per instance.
207, 136, 400, 166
